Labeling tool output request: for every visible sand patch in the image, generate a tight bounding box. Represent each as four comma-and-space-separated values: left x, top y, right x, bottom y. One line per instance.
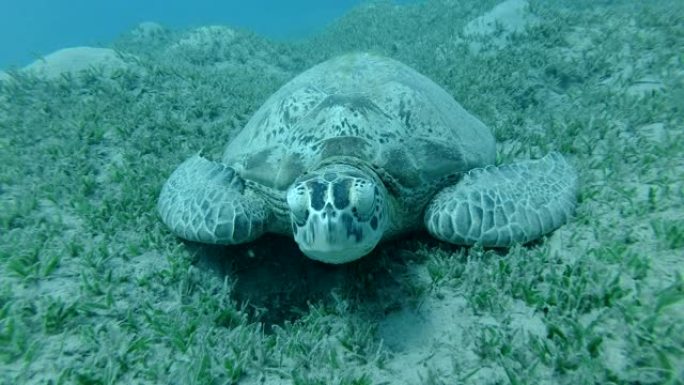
22, 46, 138, 79
378, 291, 549, 384
130, 21, 167, 41
463, 0, 537, 50
167, 25, 238, 56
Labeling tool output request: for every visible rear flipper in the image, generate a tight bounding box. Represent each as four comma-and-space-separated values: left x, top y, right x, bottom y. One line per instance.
425, 152, 577, 247
158, 154, 268, 244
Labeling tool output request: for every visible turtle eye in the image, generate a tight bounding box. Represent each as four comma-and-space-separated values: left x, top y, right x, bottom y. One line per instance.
287, 184, 310, 225
350, 180, 376, 221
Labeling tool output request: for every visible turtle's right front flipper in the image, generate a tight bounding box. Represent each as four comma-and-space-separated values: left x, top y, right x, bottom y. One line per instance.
424, 152, 577, 247
158, 155, 268, 244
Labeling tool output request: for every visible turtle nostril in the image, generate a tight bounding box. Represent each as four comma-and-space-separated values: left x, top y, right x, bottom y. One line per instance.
323, 202, 336, 218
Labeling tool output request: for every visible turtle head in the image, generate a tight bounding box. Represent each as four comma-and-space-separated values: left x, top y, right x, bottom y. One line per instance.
286, 164, 389, 264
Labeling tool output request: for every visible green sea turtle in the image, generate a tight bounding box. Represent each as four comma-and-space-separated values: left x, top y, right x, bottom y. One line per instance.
158, 53, 577, 264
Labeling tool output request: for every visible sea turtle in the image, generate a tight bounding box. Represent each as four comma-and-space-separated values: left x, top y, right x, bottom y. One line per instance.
158, 53, 577, 264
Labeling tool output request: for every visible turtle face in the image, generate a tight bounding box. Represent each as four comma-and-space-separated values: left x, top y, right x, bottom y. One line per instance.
286, 165, 389, 264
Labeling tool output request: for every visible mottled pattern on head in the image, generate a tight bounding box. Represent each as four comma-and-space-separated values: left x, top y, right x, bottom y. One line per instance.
223, 53, 496, 193
286, 164, 388, 263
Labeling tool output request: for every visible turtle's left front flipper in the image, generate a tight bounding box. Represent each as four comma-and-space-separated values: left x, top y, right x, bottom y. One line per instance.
158, 154, 269, 245
425, 152, 577, 247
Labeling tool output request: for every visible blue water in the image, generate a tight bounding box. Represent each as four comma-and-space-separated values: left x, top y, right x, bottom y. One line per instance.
0, 0, 394, 69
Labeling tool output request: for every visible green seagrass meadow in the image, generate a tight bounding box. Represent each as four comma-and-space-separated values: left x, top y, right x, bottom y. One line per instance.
1, 0, 682, 384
